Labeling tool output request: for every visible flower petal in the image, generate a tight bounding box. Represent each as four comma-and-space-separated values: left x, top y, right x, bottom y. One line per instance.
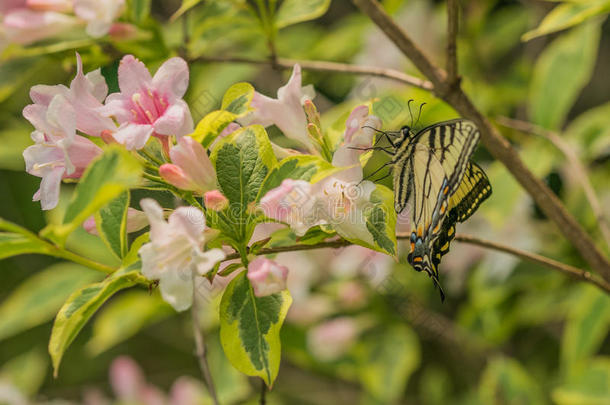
117, 55, 152, 96
37, 166, 65, 210
151, 57, 190, 100
112, 123, 153, 150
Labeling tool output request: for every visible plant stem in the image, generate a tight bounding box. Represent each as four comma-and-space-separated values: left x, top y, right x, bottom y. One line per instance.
219, 234, 610, 294
191, 55, 433, 90
191, 278, 220, 405
497, 116, 610, 249
260, 379, 267, 405
446, 0, 459, 85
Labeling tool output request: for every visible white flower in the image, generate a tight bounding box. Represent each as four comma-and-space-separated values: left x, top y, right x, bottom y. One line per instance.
138, 199, 225, 311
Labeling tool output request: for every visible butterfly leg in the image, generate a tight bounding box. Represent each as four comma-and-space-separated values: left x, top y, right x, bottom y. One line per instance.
360, 161, 393, 183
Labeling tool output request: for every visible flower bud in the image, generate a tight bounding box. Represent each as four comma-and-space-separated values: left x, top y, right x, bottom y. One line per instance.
169, 137, 216, 193
247, 257, 289, 297
159, 164, 193, 190
204, 190, 229, 211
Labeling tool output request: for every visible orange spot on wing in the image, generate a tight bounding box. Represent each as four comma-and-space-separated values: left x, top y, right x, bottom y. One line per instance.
413, 256, 423, 263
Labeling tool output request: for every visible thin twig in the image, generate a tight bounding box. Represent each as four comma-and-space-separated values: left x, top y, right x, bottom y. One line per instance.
191, 280, 220, 405
453, 233, 610, 293
351, 0, 610, 280
220, 234, 610, 294
259, 379, 267, 405
192, 55, 433, 90
497, 116, 610, 249
446, 0, 459, 85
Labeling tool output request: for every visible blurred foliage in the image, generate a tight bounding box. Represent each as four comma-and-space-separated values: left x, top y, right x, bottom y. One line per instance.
0, 0, 609, 404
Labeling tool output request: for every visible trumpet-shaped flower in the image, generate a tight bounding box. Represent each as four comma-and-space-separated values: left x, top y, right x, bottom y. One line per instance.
73, 0, 125, 37
247, 257, 289, 297
159, 137, 216, 193
83, 207, 149, 236
138, 199, 225, 311
260, 105, 382, 244
1, 3, 78, 45
28, 53, 116, 137
22, 94, 102, 210
99, 55, 193, 150
239, 64, 315, 151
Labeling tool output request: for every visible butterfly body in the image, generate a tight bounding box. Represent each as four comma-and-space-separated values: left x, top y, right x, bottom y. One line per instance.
386, 119, 491, 300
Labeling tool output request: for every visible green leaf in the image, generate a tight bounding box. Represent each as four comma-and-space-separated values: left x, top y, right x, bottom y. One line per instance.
364, 184, 397, 256
192, 110, 239, 147
553, 356, 610, 405
0, 348, 48, 396
123, 233, 149, 266
219, 271, 292, 387
210, 125, 277, 243
49, 264, 145, 376
45, 147, 142, 244
275, 0, 331, 29
0, 263, 102, 341
561, 286, 610, 376
221, 82, 255, 115
522, 0, 610, 41
529, 21, 601, 129
479, 356, 545, 405
129, 0, 152, 23
259, 155, 341, 199
86, 291, 173, 356
170, 0, 204, 21
94, 192, 130, 259
0, 233, 49, 260
355, 324, 420, 403
191, 82, 254, 147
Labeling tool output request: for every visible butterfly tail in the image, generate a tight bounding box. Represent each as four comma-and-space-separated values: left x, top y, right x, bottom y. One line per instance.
408, 249, 445, 302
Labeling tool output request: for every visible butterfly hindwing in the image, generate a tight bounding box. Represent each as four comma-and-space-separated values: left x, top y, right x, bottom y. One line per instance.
391, 119, 483, 299
431, 162, 492, 269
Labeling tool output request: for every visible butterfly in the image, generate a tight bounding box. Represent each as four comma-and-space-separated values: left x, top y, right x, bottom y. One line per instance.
365, 118, 491, 300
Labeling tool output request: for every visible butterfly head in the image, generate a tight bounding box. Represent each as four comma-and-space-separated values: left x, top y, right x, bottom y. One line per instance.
393, 125, 412, 148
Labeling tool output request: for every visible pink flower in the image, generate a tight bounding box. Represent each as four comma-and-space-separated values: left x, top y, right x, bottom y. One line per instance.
204, 190, 228, 211
247, 257, 289, 297
73, 0, 125, 37
332, 105, 382, 171
260, 179, 317, 236
138, 199, 225, 311
99, 55, 193, 150
307, 317, 359, 361
239, 64, 315, 151
260, 174, 377, 245
28, 53, 116, 137
83, 207, 149, 235
22, 94, 102, 210
2, 6, 78, 45
159, 137, 215, 193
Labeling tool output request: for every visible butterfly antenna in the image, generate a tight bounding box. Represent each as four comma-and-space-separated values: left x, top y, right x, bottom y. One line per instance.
416, 102, 426, 127
407, 99, 415, 127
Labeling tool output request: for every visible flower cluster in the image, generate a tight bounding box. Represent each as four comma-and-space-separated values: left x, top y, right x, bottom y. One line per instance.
21, 53, 386, 313
0, 0, 127, 48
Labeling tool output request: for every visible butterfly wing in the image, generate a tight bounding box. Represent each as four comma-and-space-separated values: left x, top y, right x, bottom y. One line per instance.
431, 161, 492, 268
394, 120, 481, 298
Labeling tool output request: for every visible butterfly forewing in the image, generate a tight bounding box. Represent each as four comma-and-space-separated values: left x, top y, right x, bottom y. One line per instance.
391, 119, 483, 295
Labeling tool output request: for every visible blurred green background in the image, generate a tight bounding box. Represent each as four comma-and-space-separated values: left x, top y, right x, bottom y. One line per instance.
1, 0, 609, 403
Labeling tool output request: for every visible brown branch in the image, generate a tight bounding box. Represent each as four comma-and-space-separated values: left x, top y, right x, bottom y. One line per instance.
446, 0, 459, 85
220, 234, 610, 294
191, 281, 220, 405
497, 116, 610, 249
192, 55, 433, 90
453, 234, 610, 293
351, 0, 610, 280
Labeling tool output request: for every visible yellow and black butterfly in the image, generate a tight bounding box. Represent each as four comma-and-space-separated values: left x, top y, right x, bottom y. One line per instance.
364, 118, 491, 300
